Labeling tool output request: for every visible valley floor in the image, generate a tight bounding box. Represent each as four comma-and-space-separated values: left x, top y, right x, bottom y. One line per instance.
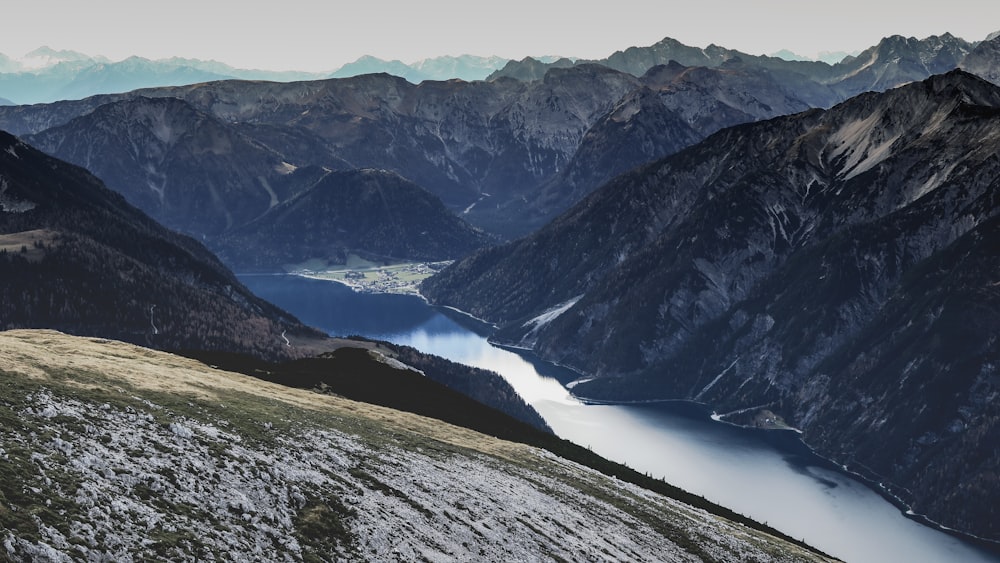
295, 260, 451, 295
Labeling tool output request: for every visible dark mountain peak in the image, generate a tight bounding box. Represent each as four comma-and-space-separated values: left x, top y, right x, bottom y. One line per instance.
872, 69, 1000, 116
213, 166, 493, 270
663, 59, 688, 72
879, 33, 909, 46
640, 61, 689, 86
923, 68, 1000, 98
651, 36, 687, 49
328, 55, 414, 80
704, 43, 728, 53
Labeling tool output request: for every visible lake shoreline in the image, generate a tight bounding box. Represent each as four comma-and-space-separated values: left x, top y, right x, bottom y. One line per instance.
491, 337, 1000, 557
240, 272, 1000, 563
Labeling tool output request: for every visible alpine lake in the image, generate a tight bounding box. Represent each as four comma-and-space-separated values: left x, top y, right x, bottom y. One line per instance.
240, 271, 1000, 563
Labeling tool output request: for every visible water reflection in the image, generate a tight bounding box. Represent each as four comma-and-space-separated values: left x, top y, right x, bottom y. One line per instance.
240, 274, 999, 563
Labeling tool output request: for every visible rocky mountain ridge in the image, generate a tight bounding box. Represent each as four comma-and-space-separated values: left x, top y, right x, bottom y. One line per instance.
489, 33, 982, 103
421, 70, 1000, 541
1, 32, 993, 246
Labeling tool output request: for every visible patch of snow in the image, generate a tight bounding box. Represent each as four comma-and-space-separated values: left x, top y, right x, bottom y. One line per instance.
911, 161, 959, 202
842, 134, 900, 180
565, 377, 595, 390
519, 295, 583, 348
826, 112, 901, 180
522, 295, 583, 331
461, 194, 490, 215
257, 176, 279, 209
369, 350, 425, 375
694, 357, 740, 401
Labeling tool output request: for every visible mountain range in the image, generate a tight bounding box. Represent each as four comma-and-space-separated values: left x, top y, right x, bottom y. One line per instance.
489, 33, 979, 100
2, 33, 998, 252
3, 28, 1000, 551
0, 55, 856, 246
422, 70, 1000, 541
0, 48, 328, 105
0, 48, 521, 105
16, 94, 491, 269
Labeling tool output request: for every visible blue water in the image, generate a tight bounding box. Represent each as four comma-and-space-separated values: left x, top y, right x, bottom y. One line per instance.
241, 274, 999, 563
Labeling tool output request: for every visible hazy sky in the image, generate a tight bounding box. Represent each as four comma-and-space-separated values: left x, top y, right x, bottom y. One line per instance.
3, 0, 999, 71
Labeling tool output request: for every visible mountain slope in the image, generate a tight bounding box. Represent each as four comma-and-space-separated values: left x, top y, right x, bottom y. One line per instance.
25, 96, 301, 236
212, 168, 494, 271
422, 70, 1000, 540
0, 130, 325, 359
0, 330, 833, 562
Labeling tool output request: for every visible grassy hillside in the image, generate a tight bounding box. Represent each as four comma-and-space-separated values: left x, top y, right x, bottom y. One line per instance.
0, 330, 834, 562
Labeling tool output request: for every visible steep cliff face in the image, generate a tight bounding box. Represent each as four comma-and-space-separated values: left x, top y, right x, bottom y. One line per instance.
422, 71, 1000, 539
